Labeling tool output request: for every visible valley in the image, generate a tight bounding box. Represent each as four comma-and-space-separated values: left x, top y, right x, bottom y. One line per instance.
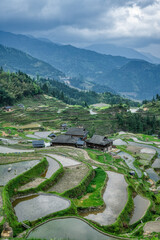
0, 93, 160, 240
1, 31, 160, 100
1, 1, 160, 239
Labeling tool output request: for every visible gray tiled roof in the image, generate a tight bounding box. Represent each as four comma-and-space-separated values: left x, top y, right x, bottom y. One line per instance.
86, 135, 113, 146
65, 127, 88, 136
52, 135, 79, 144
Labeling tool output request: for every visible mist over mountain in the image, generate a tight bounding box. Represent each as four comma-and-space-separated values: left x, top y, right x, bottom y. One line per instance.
0, 30, 160, 100
86, 43, 152, 62
0, 30, 129, 78
141, 52, 160, 64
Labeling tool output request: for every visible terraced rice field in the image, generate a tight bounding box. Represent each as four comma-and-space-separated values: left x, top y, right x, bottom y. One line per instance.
48, 163, 89, 193
27, 217, 118, 240
81, 171, 128, 225
13, 194, 71, 222
48, 154, 81, 167
130, 195, 150, 225
0, 160, 40, 186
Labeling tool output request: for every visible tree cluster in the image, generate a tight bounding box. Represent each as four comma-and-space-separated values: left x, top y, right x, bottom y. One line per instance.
116, 112, 160, 134
0, 68, 41, 106
39, 77, 139, 107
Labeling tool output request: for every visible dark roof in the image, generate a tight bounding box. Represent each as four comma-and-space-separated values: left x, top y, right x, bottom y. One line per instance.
86, 135, 113, 146
48, 133, 56, 138
52, 135, 79, 144
32, 140, 45, 147
65, 127, 88, 136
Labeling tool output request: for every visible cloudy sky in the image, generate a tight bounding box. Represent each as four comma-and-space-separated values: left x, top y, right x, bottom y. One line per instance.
0, 0, 160, 57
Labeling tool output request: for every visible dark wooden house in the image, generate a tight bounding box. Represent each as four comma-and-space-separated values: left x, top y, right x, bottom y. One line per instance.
32, 140, 45, 148
86, 135, 113, 151
65, 127, 88, 140
51, 135, 85, 148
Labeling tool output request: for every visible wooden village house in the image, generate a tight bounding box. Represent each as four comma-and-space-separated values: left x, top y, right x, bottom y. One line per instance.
86, 135, 113, 151
51, 134, 85, 148
65, 127, 88, 140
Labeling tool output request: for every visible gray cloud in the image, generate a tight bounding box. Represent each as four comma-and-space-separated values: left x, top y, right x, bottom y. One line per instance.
0, 0, 160, 52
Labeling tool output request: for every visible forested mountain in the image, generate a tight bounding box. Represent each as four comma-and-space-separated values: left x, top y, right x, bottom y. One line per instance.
0, 31, 160, 100
39, 77, 138, 107
0, 70, 41, 106
0, 44, 64, 80
105, 60, 160, 100
0, 70, 139, 107
0, 30, 129, 81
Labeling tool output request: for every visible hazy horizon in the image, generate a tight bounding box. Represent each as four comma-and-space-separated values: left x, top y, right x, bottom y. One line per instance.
0, 0, 160, 57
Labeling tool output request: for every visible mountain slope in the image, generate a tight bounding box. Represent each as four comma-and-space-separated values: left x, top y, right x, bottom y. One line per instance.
0, 70, 41, 106
141, 52, 160, 64
105, 60, 160, 100
0, 31, 129, 81
86, 43, 151, 62
0, 44, 64, 79
1, 31, 160, 100
0, 69, 139, 107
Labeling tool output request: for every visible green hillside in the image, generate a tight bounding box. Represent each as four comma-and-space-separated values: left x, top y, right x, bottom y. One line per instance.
0, 44, 64, 80
0, 70, 139, 107
0, 31, 160, 100
39, 77, 139, 107
105, 60, 160, 100
0, 31, 129, 84
0, 70, 41, 106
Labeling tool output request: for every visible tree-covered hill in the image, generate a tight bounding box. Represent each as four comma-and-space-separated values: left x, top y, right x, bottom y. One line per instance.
0, 30, 129, 84
105, 60, 160, 100
39, 78, 139, 107
1, 31, 160, 100
0, 69, 139, 107
0, 70, 41, 106
0, 44, 64, 80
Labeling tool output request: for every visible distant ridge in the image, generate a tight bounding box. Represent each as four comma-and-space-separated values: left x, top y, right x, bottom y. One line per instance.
0, 30, 129, 80
0, 43, 64, 79
86, 43, 151, 62
0, 30, 160, 100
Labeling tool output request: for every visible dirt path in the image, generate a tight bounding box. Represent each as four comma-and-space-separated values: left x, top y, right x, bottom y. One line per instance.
49, 146, 102, 165
48, 163, 89, 193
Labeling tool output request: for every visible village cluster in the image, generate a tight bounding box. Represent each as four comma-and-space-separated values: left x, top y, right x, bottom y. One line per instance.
32, 126, 113, 151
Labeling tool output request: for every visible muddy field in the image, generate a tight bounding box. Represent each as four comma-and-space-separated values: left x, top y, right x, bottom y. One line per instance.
18, 178, 45, 191
48, 163, 89, 193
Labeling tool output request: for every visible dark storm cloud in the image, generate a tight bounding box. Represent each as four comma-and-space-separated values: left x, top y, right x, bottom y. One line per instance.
0, 0, 156, 31
0, 0, 109, 31
0, 0, 160, 50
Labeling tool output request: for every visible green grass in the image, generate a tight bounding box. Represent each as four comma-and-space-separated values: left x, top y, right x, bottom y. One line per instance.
137, 133, 160, 142
0, 187, 3, 217
86, 149, 114, 165
0, 94, 120, 136
74, 167, 106, 208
